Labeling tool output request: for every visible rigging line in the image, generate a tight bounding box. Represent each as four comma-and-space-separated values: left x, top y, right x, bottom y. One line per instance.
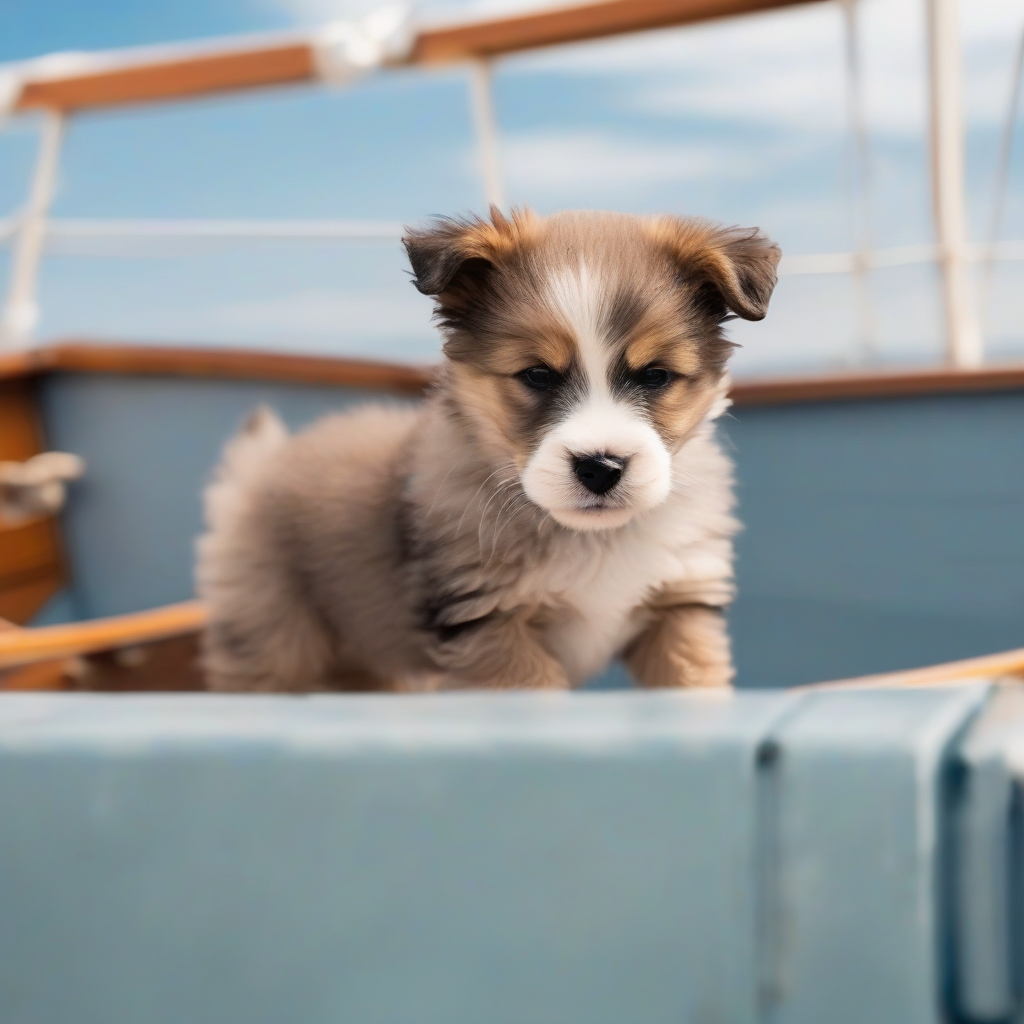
981, 19, 1024, 337
840, 0, 876, 362
468, 59, 506, 211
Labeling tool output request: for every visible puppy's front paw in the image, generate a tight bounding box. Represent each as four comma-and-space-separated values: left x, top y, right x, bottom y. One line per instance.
626, 604, 734, 689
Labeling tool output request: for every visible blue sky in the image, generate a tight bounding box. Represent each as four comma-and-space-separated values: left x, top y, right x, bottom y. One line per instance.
1, 0, 1022, 373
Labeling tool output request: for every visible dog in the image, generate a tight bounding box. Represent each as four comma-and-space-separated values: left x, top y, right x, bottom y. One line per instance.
196, 208, 780, 692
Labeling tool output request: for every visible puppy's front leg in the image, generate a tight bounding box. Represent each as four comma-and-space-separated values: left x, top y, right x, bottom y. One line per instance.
625, 604, 733, 689
434, 608, 569, 689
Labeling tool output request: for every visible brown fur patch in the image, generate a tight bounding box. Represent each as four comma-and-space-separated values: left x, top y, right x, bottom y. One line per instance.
198, 209, 773, 693
404, 209, 779, 464
626, 605, 734, 688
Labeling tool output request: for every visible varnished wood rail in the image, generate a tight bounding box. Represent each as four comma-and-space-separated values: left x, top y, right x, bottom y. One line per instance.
12, 0, 826, 113
0, 341, 434, 395
0, 600, 206, 670
0, 593, 1020, 691
801, 646, 1024, 691
3, 342, 1024, 406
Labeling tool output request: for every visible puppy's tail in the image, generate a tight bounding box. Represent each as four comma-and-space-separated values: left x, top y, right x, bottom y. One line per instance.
203, 406, 288, 530
222, 405, 288, 480
198, 405, 333, 691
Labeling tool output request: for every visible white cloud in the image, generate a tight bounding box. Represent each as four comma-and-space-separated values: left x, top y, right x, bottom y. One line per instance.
482, 130, 821, 206
498, 0, 1021, 137
500, 131, 725, 192
212, 286, 436, 339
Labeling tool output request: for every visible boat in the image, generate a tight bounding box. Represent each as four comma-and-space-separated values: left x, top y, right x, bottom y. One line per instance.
0, 0, 1022, 694
4, 3, 1024, 1020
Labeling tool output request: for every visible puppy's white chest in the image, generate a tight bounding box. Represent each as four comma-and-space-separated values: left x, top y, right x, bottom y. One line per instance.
530, 528, 683, 685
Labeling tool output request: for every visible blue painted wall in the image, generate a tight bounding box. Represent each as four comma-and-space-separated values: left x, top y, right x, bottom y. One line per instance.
37, 373, 414, 619
724, 393, 1024, 686
35, 373, 1024, 687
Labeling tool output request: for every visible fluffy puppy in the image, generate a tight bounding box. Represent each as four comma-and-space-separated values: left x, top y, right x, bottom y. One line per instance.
197, 208, 780, 692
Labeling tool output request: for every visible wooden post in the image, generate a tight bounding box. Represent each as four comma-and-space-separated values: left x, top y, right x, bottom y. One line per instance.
926, 0, 981, 367
1, 111, 64, 347
468, 59, 506, 210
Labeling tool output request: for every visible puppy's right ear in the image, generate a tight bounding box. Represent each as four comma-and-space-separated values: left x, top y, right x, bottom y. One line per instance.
404, 216, 492, 297
403, 207, 538, 301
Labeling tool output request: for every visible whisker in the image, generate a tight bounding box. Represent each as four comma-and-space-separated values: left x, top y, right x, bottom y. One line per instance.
487, 491, 531, 564
454, 466, 509, 538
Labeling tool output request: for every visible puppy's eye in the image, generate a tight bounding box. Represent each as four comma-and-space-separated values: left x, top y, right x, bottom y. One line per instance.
518, 366, 557, 390
639, 366, 674, 389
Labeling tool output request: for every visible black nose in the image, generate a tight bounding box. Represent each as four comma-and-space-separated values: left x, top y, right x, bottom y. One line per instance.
573, 455, 624, 495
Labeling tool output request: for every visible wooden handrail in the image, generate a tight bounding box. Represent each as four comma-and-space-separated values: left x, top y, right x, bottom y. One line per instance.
803, 646, 1024, 691
409, 0, 824, 62
0, 592, 1020, 687
4, 341, 1024, 406
11, 0, 823, 113
0, 600, 207, 669
0, 341, 434, 395
729, 363, 1024, 406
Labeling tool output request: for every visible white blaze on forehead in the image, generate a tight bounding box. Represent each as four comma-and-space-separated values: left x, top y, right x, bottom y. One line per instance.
545, 261, 611, 399
521, 260, 673, 532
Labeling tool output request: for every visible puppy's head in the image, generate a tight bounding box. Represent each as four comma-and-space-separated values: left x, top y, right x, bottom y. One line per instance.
404, 208, 779, 532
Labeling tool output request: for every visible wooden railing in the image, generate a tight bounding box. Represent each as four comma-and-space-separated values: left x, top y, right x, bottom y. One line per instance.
11, 0, 823, 114
3, 340, 1024, 407
0, 600, 206, 670
1, 594, 1021, 690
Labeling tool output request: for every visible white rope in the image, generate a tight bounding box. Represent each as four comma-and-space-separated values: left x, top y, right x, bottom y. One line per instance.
0, 70, 22, 119
43, 218, 404, 240
840, 0, 876, 360
0, 451, 84, 525
980, 19, 1024, 336
1, 111, 64, 347
312, 6, 412, 85
1, 218, 1022, 275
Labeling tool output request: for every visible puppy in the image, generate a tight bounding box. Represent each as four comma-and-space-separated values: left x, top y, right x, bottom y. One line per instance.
197, 209, 779, 692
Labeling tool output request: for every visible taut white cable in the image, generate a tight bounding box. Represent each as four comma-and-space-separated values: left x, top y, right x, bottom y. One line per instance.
980, 20, 1024, 340
840, 0, 876, 361
469, 59, 506, 211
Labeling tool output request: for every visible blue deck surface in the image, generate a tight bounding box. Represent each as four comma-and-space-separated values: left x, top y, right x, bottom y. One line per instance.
0, 683, 1013, 1024
33, 371, 1024, 686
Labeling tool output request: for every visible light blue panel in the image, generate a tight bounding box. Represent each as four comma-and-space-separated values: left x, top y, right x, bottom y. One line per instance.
37, 371, 417, 619
725, 391, 1024, 686
0, 689, 795, 1024
760, 684, 990, 1024
946, 683, 1024, 1021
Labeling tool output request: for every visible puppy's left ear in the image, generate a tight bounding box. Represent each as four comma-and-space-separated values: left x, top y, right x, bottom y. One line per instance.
655, 219, 782, 322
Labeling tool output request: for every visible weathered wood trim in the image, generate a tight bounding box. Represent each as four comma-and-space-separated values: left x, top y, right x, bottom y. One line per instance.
3, 591, 1021, 690
4, 342, 1024, 405
0, 341, 434, 395
17, 42, 315, 113
13, 0, 823, 113
807, 646, 1024, 690
409, 0, 825, 62
0, 379, 65, 623
729, 363, 1024, 407
0, 599, 207, 669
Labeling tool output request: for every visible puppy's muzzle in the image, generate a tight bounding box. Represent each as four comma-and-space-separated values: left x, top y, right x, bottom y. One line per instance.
573, 454, 625, 495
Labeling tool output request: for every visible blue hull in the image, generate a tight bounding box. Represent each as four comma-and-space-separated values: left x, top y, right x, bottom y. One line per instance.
33, 369, 1024, 687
